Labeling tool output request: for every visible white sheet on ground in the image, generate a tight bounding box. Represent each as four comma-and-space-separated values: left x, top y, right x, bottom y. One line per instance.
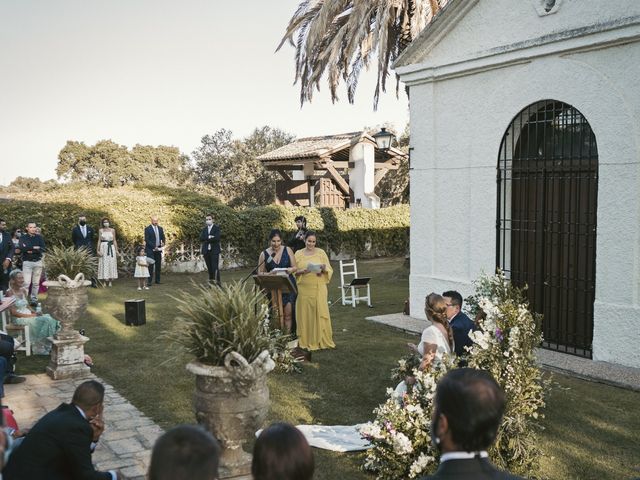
256, 424, 371, 452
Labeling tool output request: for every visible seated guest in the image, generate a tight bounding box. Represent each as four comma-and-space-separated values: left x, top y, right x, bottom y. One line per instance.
252, 422, 314, 480
148, 425, 220, 480
4, 380, 122, 480
442, 290, 477, 357
0, 332, 25, 393
420, 368, 524, 480
7, 270, 60, 355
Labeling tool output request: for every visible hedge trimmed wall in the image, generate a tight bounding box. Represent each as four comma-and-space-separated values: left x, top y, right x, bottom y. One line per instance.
1, 185, 409, 266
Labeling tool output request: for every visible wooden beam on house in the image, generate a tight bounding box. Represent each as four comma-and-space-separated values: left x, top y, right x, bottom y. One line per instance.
276, 169, 292, 181
374, 168, 390, 187
324, 163, 351, 196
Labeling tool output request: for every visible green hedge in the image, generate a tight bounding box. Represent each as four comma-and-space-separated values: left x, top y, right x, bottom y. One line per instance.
1, 185, 409, 264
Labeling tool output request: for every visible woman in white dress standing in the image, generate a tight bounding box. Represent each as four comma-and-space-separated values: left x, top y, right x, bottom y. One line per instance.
96, 217, 118, 287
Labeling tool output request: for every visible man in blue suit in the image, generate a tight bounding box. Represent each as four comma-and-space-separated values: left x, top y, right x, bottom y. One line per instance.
0, 218, 15, 293
443, 290, 477, 357
144, 216, 165, 287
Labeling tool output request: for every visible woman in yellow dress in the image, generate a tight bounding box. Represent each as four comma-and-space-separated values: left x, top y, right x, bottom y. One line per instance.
294, 231, 335, 351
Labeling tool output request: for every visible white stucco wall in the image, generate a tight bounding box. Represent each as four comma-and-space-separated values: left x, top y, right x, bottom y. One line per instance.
349, 141, 380, 208
399, 1, 640, 368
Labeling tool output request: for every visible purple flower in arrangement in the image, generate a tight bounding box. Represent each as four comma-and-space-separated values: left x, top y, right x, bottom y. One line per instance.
495, 328, 504, 342
384, 421, 396, 434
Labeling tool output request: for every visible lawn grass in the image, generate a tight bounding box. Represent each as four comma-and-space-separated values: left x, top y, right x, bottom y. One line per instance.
17, 258, 640, 479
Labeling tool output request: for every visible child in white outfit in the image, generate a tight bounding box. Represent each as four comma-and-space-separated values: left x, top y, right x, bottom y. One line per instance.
134, 246, 150, 290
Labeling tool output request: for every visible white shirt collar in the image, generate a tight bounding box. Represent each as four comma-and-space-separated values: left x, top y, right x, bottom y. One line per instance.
440, 451, 488, 462
74, 404, 88, 420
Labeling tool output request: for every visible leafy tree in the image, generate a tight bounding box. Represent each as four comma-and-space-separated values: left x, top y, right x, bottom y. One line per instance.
279, 0, 447, 108
3, 176, 58, 192
191, 126, 295, 206
57, 140, 190, 187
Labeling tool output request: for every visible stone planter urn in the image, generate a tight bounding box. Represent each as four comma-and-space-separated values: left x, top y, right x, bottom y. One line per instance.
43, 273, 92, 380
186, 350, 275, 480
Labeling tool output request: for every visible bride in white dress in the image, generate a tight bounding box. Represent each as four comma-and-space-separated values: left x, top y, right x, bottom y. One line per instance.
394, 293, 455, 399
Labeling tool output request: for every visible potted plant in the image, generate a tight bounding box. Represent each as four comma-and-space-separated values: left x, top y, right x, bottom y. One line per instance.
171, 281, 275, 480
44, 245, 96, 339
43, 245, 96, 379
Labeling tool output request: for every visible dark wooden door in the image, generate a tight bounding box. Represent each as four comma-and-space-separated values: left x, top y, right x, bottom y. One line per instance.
497, 101, 598, 357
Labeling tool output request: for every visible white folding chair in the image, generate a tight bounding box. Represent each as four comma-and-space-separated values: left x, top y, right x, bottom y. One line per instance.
339, 259, 372, 308
1, 307, 31, 356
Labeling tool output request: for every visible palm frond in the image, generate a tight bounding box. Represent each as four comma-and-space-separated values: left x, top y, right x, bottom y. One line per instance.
279, 0, 447, 109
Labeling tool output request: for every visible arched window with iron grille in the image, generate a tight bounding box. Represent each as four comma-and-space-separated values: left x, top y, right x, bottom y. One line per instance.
496, 100, 598, 358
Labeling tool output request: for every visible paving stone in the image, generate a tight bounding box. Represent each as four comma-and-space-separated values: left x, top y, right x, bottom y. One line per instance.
120, 464, 148, 479
102, 429, 138, 441
108, 437, 146, 456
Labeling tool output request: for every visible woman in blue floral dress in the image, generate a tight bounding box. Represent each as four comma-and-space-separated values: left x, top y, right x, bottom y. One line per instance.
7, 270, 60, 355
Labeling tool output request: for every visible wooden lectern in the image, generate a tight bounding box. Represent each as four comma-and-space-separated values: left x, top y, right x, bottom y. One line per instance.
253, 274, 297, 330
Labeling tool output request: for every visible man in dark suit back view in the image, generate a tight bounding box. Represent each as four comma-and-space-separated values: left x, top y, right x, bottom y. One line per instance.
4, 380, 121, 480
420, 368, 524, 480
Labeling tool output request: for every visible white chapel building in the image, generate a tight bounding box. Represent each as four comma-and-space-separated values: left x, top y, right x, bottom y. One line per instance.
394, 0, 640, 368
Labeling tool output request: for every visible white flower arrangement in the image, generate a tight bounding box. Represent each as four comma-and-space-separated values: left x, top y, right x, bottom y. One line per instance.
362, 271, 548, 479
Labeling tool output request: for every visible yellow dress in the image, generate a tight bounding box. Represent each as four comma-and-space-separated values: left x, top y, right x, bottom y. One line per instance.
294, 248, 335, 351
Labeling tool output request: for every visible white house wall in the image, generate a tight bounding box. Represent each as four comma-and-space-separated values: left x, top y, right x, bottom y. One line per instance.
404, 5, 640, 368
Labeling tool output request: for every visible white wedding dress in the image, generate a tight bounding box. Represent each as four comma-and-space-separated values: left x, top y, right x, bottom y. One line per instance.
393, 325, 453, 400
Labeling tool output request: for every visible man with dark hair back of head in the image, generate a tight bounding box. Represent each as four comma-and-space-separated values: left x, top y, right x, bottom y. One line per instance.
442, 290, 477, 357
419, 368, 523, 479
4, 380, 121, 480
148, 425, 220, 480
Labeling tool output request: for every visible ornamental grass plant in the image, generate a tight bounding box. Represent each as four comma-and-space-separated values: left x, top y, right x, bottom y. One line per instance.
44, 244, 97, 280
170, 281, 273, 366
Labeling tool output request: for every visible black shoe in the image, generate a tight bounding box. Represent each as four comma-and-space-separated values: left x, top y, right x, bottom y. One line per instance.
4, 374, 26, 385
155, 281, 161, 284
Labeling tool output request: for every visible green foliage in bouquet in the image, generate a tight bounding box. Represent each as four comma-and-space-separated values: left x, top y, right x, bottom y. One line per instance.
360, 357, 456, 479
44, 244, 97, 280
362, 271, 548, 479
465, 271, 548, 476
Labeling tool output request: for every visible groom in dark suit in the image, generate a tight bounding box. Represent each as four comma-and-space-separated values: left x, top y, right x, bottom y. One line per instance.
200, 213, 221, 285
144, 216, 165, 286
443, 290, 477, 357
0, 218, 15, 292
4, 380, 121, 480
420, 368, 523, 480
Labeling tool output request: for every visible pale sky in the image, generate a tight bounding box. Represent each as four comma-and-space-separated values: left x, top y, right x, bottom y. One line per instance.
0, 0, 409, 186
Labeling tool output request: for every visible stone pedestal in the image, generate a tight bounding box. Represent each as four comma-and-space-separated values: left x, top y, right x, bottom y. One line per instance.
46, 334, 91, 380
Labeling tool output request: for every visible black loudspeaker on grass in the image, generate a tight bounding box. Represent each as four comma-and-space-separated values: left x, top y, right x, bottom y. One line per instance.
125, 299, 146, 326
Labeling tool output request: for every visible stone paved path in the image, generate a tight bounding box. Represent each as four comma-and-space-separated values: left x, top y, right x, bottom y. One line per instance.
4, 373, 164, 480
366, 312, 640, 391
